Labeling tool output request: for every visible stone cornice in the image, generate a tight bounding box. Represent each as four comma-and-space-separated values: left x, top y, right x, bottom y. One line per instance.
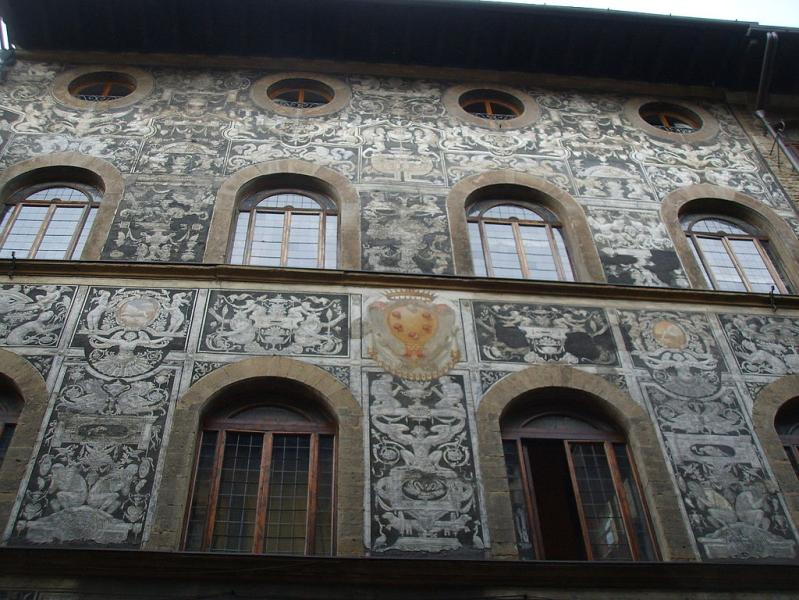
2, 259, 798, 310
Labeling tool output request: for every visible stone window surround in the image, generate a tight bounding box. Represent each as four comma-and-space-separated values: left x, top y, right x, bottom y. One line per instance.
447, 171, 606, 283
623, 97, 719, 144
145, 356, 364, 556
752, 376, 799, 533
204, 160, 361, 269
250, 72, 351, 118
0, 153, 125, 261
661, 184, 799, 293
475, 364, 696, 561
0, 350, 49, 535
442, 84, 541, 130
52, 65, 155, 111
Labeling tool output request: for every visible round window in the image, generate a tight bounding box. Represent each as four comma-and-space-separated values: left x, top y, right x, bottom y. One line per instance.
267, 78, 335, 109
639, 102, 702, 134
68, 72, 137, 102
458, 89, 524, 121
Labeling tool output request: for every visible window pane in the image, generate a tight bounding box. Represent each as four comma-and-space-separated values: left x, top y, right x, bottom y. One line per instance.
728, 239, 780, 294
229, 213, 250, 265
324, 215, 338, 269
185, 431, 219, 551
503, 440, 535, 559
696, 237, 746, 292
688, 237, 712, 287
258, 193, 320, 210
211, 432, 263, 553
485, 223, 523, 278
313, 435, 334, 555
482, 205, 542, 221
570, 443, 632, 561
468, 222, 487, 276
613, 444, 657, 561
250, 212, 284, 266
520, 225, 559, 281
264, 434, 311, 555
0, 206, 48, 258
553, 229, 575, 281
70, 208, 96, 260
286, 213, 320, 268
36, 206, 83, 259
0, 423, 16, 466
25, 187, 89, 203
690, 218, 748, 235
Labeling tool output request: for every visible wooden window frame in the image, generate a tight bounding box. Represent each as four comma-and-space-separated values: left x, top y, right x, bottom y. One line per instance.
267, 80, 334, 109
640, 106, 700, 133
0, 183, 100, 260
502, 416, 658, 562
70, 77, 136, 102
468, 201, 573, 280
460, 97, 521, 120
684, 217, 788, 294
232, 189, 337, 268
183, 414, 336, 556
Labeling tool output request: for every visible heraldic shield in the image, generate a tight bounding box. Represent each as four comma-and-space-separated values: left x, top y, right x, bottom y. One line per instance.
367, 290, 461, 380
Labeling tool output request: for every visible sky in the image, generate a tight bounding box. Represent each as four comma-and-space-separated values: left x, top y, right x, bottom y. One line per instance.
483, 0, 799, 28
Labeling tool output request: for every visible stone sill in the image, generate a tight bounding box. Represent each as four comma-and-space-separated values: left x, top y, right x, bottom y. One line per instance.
0, 547, 798, 591
1, 258, 798, 311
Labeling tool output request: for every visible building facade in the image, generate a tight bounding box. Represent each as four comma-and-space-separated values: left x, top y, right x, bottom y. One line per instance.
0, 1, 798, 598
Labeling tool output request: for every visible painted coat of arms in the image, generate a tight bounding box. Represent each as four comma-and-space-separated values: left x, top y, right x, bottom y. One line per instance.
366, 290, 460, 381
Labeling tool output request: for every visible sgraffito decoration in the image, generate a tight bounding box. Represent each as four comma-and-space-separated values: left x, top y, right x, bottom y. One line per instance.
471, 301, 617, 366
478, 370, 511, 394
365, 290, 460, 381
0, 285, 75, 348
9, 361, 180, 547
719, 314, 799, 376
620, 310, 798, 560
367, 372, 483, 554
361, 190, 454, 275
200, 291, 349, 356
72, 288, 197, 378
618, 310, 724, 398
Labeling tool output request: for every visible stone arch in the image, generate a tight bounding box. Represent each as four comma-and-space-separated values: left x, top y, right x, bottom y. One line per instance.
752, 375, 799, 529
446, 171, 605, 282
476, 364, 694, 561
0, 152, 125, 261
661, 184, 799, 291
204, 160, 361, 269
0, 349, 49, 534
146, 356, 364, 556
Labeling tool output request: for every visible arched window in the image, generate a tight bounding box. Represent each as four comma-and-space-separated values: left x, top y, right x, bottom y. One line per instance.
776, 398, 799, 478
184, 380, 336, 555
467, 200, 574, 280
0, 184, 100, 260
229, 190, 338, 269
0, 376, 22, 467
501, 402, 657, 561
682, 214, 789, 293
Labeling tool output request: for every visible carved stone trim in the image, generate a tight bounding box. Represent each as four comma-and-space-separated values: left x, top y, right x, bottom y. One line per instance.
250, 72, 351, 118
751, 376, 799, 531
0, 349, 49, 534
622, 97, 719, 144
446, 171, 605, 282
0, 152, 126, 261
476, 364, 696, 561
442, 84, 540, 130
205, 159, 360, 269
146, 356, 364, 557
661, 184, 799, 291
52, 65, 154, 111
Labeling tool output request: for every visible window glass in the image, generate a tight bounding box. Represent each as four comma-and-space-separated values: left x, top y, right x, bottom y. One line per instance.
231, 191, 337, 269
0, 185, 99, 260
468, 201, 574, 281
502, 408, 657, 561
185, 394, 336, 556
